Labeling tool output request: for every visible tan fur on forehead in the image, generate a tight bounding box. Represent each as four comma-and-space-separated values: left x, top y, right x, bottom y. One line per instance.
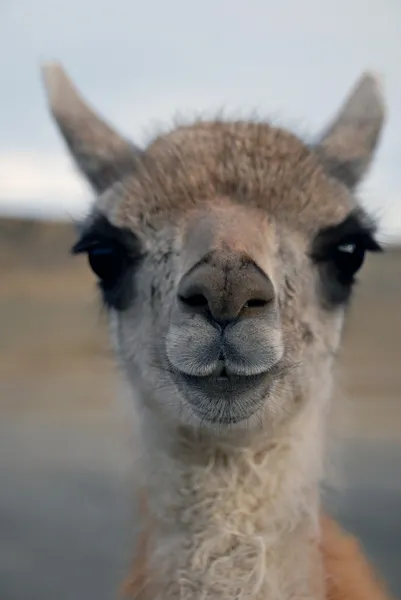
110, 119, 354, 234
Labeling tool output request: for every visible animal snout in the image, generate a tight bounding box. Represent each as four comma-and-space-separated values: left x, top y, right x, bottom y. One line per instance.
177, 251, 275, 327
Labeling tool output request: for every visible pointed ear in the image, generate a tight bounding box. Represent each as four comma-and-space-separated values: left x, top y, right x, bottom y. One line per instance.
316, 73, 386, 189
41, 62, 141, 193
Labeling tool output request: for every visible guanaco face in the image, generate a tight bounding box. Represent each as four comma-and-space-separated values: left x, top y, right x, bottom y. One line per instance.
42, 66, 385, 434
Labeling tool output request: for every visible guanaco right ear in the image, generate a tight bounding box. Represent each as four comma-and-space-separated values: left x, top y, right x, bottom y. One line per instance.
41, 62, 142, 193
316, 73, 386, 189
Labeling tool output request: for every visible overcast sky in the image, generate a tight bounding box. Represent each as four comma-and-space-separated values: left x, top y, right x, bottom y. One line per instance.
1, 0, 400, 240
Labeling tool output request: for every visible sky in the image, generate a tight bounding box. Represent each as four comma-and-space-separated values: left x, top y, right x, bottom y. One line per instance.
1, 0, 400, 241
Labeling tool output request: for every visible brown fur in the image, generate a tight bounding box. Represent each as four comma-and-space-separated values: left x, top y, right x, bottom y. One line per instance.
121, 490, 156, 600
121, 510, 393, 600
111, 120, 350, 236
321, 515, 393, 600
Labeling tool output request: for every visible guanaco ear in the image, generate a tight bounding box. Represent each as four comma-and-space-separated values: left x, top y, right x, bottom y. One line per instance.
41, 62, 141, 193
316, 73, 386, 189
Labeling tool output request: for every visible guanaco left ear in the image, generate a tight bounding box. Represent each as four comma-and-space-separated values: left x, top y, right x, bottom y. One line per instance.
316, 73, 386, 189
41, 62, 142, 193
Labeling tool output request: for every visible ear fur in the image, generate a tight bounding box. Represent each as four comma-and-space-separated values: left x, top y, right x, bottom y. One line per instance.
41, 62, 141, 192
316, 73, 386, 189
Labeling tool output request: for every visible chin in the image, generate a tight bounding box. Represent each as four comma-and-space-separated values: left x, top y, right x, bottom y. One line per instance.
170, 369, 279, 427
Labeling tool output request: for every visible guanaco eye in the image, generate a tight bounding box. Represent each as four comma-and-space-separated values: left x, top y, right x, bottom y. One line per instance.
311, 211, 383, 308
71, 215, 144, 311
87, 244, 128, 282
331, 241, 366, 283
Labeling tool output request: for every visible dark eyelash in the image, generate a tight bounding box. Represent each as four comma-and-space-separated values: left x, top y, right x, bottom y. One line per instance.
71, 234, 106, 254
71, 214, 142, 258
312, 230, 382, 263
311, 211, 382, 263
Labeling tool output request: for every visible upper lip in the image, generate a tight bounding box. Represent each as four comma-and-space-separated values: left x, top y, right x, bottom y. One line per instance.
166, 356, 272, 382
182, 362, 262, 382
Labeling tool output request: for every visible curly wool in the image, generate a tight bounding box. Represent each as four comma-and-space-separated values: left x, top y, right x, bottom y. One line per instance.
128, 400, 326, 600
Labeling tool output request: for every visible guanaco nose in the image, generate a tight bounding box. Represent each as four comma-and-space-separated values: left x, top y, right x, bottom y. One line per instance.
177, 251, 275, 326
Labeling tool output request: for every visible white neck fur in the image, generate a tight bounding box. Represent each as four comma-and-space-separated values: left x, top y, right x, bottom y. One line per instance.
132, 396, 327, 600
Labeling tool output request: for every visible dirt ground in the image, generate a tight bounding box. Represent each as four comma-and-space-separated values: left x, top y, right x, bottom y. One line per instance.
0, 217, 400, 599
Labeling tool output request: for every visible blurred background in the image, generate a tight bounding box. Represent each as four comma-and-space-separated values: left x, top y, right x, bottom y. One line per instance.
0, 1, 400, 599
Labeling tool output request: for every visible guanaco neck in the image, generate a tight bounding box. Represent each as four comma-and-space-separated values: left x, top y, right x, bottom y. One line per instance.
125, 400, 327, 600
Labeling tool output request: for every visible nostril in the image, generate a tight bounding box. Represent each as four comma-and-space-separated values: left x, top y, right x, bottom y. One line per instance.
178, 293, 209, 309
244, 298, 269, 309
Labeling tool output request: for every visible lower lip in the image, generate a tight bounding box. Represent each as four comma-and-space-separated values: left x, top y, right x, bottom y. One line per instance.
188, 373, 271, 423
166, 356, 276, 419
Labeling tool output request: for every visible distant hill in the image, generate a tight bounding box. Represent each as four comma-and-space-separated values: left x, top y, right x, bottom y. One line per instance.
0, 216, 77, 268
